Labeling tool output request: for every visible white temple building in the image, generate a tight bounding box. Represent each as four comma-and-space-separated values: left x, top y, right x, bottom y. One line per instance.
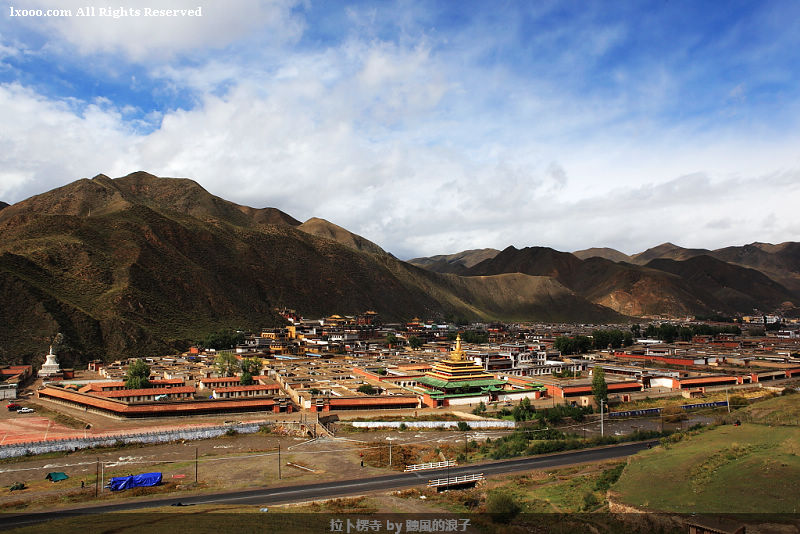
38, 345, 62, 378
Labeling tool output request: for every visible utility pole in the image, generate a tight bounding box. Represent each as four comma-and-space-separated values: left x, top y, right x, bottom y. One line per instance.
95, 458, 99, 498
100, 461, 104, 493
278, 443, 282, 479
195, 447, 199, 483
726, 388, 731, 413
388, 442, 392, 468
464, 431, 468, 454
600, 399, 605, 437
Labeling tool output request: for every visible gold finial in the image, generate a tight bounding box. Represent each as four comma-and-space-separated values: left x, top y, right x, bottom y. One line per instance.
451, 333, 464, 362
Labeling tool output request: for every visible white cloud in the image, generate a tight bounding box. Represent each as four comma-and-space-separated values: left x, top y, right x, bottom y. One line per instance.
0, 83, 138, 200
2, 4, 800, 260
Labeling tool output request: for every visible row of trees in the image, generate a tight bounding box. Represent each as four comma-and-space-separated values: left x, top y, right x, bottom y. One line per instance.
555, 322, 745, 354
200, 330, 245, 350
642, 323, 741, 343
553, 329, 634, 355
215, 352, 262, 385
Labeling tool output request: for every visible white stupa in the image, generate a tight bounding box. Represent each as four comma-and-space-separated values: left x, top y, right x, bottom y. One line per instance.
38, 345, 62, 377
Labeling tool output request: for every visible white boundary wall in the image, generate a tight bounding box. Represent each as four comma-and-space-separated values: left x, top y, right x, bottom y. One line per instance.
351, 420, 515, 429
0, 422, 264, 459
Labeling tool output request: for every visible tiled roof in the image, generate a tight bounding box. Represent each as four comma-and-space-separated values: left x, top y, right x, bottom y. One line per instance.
416, 376, 506, 389
213, 384, 280, 393
38, 386, 279, 415
94, 386, 195, 398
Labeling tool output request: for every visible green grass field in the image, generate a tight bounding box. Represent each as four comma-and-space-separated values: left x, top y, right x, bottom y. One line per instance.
736, 393, 800, 426
613, 423, 800, 514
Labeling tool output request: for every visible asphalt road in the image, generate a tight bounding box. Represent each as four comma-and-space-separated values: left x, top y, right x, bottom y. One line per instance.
0, 440, 657, 528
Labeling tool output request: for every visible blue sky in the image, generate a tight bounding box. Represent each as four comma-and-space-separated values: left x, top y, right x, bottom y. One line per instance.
1, 0, 799, 258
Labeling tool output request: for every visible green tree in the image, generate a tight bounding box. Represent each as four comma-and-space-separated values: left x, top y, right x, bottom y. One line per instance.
592, 367, 608, 405
240, 357, 262, 375
644, 324, 659, 338
240, 371, 253, 386
358, 384, 377, 395
462, 330, 489, 344
659, 324, 678, 343
125, 359, 151, 390
555, 335, 593, 355
623, 331, 634, 346
201, 330, 245, 350
215, 351, 239, 377
408, 336, 423, 350
386, 333, 398, 347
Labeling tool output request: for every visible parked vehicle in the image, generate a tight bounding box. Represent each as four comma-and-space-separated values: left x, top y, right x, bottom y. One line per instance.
6, 403, 21, 412
17, 407, 35, 414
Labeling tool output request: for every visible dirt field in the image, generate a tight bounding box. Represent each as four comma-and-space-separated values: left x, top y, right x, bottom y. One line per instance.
0, 425, 506, 513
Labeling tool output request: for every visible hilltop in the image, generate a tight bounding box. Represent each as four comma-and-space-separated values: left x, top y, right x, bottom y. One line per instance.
407, 248, 500, 274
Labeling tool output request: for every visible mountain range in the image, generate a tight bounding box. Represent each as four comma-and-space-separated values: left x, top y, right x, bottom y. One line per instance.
1, 173, 797, 367
0, 172, 622, 367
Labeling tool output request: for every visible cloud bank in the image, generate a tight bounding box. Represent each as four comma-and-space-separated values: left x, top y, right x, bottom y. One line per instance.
1, 1, 799, 258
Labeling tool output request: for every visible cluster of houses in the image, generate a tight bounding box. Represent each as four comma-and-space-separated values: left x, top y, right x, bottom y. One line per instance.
25, 310, 800, 419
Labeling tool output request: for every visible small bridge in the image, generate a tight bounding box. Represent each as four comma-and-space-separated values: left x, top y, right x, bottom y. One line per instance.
427, 473, 484, 490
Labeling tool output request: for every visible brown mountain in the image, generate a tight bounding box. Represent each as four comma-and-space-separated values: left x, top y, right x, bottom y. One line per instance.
709, 242, 800, 296
630, 242, 711, 265
298, 217, 389, 256
627, 241, 800, 297
573, 247, 631, 263
0, 173, 622, 367
0, 201, 8, 211
644, 255, 796, 313
408, 248, 500, 275
464, 246, 797, 317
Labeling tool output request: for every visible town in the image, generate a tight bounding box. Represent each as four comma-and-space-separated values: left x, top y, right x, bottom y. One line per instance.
6, 310, 798, 420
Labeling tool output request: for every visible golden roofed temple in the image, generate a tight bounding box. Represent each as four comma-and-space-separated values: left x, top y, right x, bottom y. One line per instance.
416, 334, 507, 401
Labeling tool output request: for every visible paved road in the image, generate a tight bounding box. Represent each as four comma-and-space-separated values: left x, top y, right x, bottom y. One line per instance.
0, 440, 657, 528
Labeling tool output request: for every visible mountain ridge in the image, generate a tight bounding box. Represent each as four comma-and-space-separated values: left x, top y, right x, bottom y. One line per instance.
408, 248, 500, 274
0, 173, 623, 367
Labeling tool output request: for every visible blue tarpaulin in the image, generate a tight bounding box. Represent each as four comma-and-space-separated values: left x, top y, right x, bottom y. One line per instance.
107, 472, 162, 491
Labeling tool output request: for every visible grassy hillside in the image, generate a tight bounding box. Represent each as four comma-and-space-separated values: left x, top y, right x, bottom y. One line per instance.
613, 424, 800, 514
737, 393, 800, 426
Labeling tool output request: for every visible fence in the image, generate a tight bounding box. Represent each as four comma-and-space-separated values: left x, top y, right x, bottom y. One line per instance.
404, 460, 456, 472
0, 422, 266, 459
608, 401, 729, 418
350, 420, 515, 429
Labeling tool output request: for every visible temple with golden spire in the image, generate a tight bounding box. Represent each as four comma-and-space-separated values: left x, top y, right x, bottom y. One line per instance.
416, 334, 509, 407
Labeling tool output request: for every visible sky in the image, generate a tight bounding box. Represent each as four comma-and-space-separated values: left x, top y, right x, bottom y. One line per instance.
1, 0, 799, 260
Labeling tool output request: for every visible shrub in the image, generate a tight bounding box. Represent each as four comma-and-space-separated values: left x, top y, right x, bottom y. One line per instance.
457, 421, 471, 431
728, 395, 748, 410
582, 491, 600, 510
357, 384, 377, 395
399, 423, 407, 431
485, 490, 521, 523
594, 464, 625, 491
